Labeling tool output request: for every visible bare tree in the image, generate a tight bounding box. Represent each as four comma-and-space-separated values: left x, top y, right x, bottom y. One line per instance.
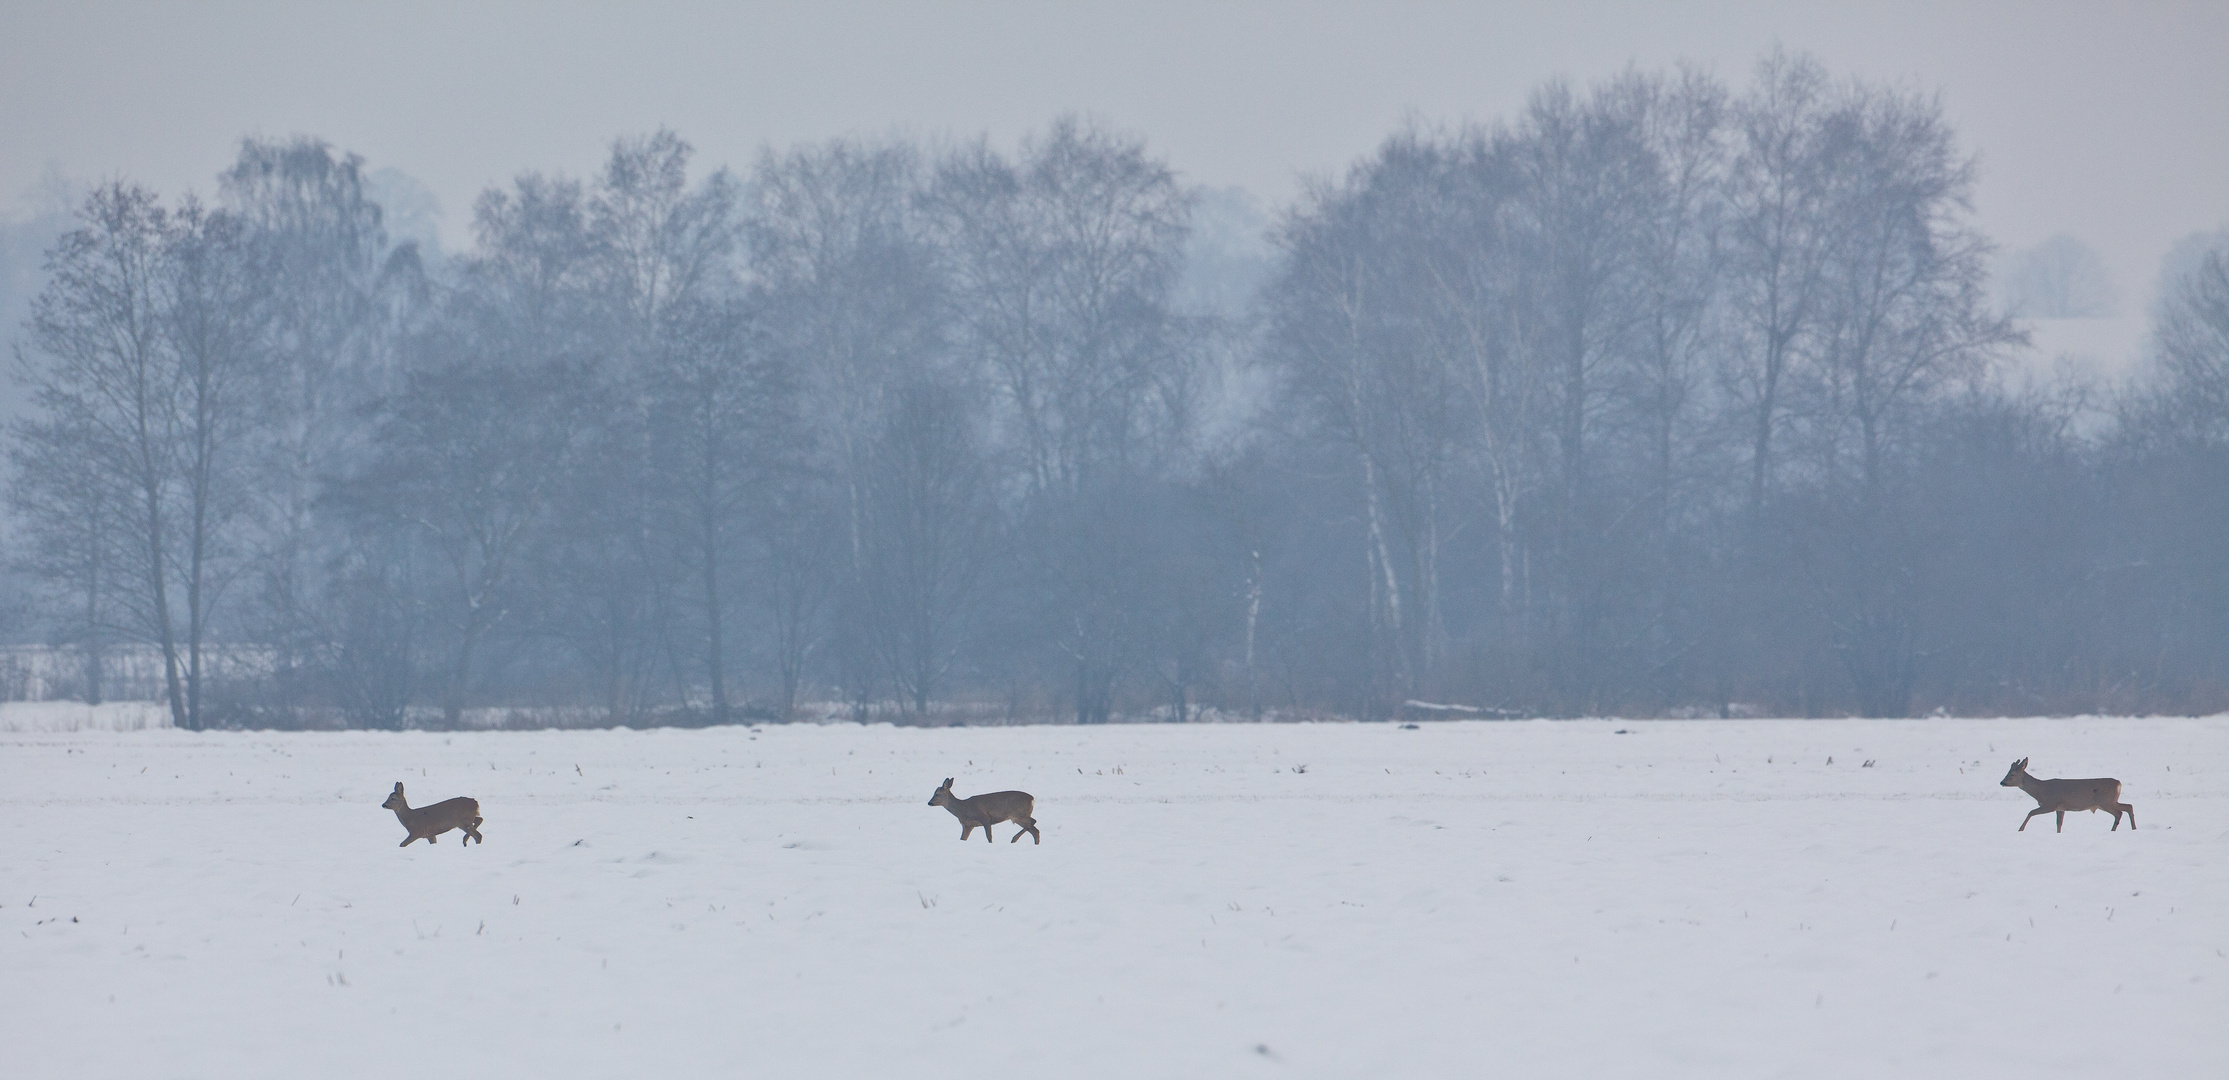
595, 130, 742, 344
2137, 251, 2229, 445
553, 130, 746, 723
221, 139, 410, 704
2000, 234, 2117, 318
646, 296, 785, 724
353, 174, 596, 728
749, 138, 945, 715
319, 532, 426, 728
10, 184, 263, 728
355, 351, 585, 728
8, 64, 2220, 726
161, 199, 266, 724
930, 117, 1196, 495
930, 117, 1199, 722
1265, 132, 1476, 710
1783, 83, 2020, 716
758, 477, 836, 720
1610, 68, 1731, 696
859, 380, 996, 717
1723, 51, 1842, 517
7, 408, 125, 702
23, 185, 184, 722
1500, 79, 1678, 704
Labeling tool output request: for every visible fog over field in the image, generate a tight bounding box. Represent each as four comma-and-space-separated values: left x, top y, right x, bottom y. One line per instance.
0, 5, 2223, 725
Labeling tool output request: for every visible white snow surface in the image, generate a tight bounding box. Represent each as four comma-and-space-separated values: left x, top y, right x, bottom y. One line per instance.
3, 717, 2223, 1079
0, 701, 173, 733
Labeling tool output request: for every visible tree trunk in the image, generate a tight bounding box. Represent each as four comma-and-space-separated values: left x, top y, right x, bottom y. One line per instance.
703, 524, 728, 727
1244, 548, 1261, 719
188, 470, 208, 731
444, 622, 479, 730
1361, 454, 1403, 711
1749, 331, 1787, 516
83, 550, 105, 706
142, 485, 189, 731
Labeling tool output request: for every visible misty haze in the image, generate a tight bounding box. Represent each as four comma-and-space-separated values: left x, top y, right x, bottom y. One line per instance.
3, 70, 2223, 729
1, 4, 2223, 1079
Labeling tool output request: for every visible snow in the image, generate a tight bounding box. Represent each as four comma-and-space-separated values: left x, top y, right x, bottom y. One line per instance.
3, 717, 2223, 1078
0, 701, 173, 733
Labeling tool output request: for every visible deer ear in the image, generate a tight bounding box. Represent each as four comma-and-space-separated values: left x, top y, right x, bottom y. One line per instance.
393, 782, 404, 791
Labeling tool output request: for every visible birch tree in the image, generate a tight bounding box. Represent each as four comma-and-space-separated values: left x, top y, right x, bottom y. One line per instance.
1265, 138, 1471, 709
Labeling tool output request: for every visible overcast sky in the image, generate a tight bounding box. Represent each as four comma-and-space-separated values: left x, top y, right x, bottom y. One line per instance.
4, 0, 2224, 308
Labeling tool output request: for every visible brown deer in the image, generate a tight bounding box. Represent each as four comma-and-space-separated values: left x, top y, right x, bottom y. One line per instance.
382, 782, 485, 847
928, 778, 1040, 844
1999, 758, 2134, 832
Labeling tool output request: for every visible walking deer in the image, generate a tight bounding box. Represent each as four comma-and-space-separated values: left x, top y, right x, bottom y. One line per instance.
928, 778, 1040, 844
383, 782, 485, 847
1999, 758, 2134, 832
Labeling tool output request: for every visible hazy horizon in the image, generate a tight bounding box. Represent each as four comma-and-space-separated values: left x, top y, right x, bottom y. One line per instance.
4, 0, 2226, 311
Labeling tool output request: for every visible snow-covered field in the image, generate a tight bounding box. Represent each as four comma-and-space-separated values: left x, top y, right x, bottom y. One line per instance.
3, 717, 2223, 1079
0, 701, 174, 733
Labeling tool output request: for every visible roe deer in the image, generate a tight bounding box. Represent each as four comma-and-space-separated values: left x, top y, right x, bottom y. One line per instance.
383, 782, 485, 847
1999, 758, 2134, 832
928, 778, 1039, 844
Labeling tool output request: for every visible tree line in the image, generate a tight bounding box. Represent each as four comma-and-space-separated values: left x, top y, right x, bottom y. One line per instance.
8, 53, 2225, 729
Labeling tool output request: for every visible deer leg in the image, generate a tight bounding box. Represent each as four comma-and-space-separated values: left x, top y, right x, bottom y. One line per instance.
2055, 810, 2064, 833
399, 836, 415, 847
983, 824, 995, 843
1018, 817, 1040, 844
2120, 804, 2136, 831
2021, 808, 2050, 831
960, 823, 974, 842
